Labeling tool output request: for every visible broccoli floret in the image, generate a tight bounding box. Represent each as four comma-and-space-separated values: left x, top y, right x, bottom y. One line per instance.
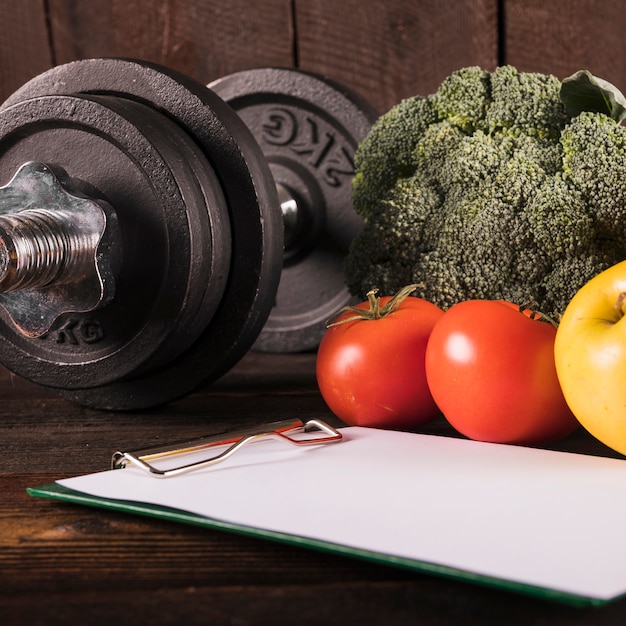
430, 66, 490, 133
346, 65, 626, 319
562, 111, 626, 237
345, 170, 441, 291
486, 65, 570, 139
352, 96, 438, 218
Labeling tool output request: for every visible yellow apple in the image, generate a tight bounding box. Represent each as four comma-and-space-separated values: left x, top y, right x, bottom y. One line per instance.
554, 260, 626, 456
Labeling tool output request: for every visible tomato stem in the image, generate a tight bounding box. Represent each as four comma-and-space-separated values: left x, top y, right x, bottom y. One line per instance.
515, 302, 559, 328
327, 284, 418, 327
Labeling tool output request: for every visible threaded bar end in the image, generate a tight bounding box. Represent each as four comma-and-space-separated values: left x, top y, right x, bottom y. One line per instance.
0, 209, 71, 292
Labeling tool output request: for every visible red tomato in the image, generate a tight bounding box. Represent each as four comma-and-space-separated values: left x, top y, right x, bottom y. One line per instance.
424, 300, 578, 445
316, 291, 444, 430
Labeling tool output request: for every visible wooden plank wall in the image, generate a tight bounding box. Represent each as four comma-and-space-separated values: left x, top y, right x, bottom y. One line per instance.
0, 0, 625, 117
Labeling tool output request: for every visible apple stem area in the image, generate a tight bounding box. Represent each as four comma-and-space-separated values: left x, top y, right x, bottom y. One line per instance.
616, 292, 626, 318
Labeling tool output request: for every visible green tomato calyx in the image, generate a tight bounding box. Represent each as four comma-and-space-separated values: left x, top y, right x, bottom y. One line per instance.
328, 284, 418, 327
512, 301, 559, 328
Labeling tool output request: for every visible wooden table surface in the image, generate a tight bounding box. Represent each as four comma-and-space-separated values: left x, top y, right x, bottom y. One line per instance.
3, 349, 626, 625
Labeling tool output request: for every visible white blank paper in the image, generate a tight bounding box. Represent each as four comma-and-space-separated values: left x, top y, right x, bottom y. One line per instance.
57, 426, 626, 603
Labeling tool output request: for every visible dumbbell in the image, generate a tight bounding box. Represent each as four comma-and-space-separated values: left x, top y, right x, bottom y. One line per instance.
0, 58, 377, 411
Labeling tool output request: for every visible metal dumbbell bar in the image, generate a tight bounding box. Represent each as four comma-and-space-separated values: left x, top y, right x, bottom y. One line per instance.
0, 59, 377, 410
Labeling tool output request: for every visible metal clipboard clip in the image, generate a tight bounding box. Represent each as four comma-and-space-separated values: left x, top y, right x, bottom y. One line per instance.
111, 418, 342, 478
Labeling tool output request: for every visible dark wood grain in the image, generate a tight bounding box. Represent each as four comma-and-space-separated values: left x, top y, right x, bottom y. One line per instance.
46, 0, 295, 84
5, 1, 626, 115
295, 0, 499, 114
503, 0, 626, 88
0, 351, 336, 475
0, 0, 52, 101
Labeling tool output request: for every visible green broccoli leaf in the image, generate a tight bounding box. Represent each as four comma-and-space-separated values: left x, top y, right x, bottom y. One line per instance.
560, 69, 626, 122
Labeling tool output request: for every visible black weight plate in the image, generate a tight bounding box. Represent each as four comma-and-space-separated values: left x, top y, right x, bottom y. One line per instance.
0, 93, 231, 390
1, 59, 282, 410
210, 68, 378, 353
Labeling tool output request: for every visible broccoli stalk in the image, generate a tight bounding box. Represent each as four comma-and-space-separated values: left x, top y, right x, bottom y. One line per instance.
345, 65, 626, 318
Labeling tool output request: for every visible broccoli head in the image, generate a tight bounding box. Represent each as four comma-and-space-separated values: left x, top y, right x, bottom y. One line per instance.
345, 65, 626, 318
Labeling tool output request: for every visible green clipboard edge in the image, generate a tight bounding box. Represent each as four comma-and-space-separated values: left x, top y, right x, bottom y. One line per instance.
27, 482, 618, 608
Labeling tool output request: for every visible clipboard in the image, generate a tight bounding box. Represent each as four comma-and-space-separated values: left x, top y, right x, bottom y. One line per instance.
27, 420, 626, 607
